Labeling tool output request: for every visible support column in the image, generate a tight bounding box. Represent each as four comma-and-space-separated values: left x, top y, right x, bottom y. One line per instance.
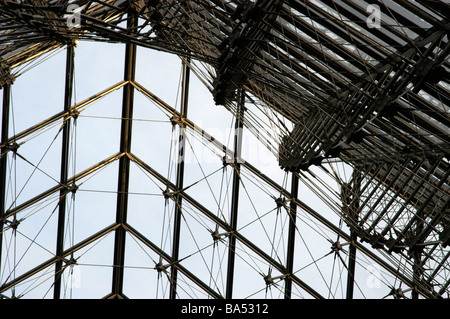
54, 43, 75, 299
170, 56, 190, 299
411, 249, 423, 299
225, 88, 245, 299
0, 81, 11, 280
111, 11, 137, 298
411, 217, 424, 299
285, 172, 299, 299
346, 170, 361, 299
346, 228, 358, 299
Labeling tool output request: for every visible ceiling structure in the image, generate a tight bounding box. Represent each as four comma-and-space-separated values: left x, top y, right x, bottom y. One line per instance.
0, 0, 449, 299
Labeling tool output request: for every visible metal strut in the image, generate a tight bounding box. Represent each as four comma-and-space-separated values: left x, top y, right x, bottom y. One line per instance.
0, 80, 11, 284
54, 43, 75, 299
346, 170, 361, 299
111, 11, 137, 298
170, 55, 190, 299
225, 87, 245, 299
411, 215, 425, 299
284, 172, 299, 299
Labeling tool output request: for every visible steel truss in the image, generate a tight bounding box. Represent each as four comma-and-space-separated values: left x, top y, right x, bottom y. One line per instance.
0, 0, 449, 299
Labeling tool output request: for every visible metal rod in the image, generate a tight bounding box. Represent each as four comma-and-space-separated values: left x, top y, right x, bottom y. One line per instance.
111, 11, 137, 298
346, 170, 361, 299
285, 172, 299, 299
0, 82, 11, 283
412, 248, 423, 299
170, 56, 191, 299
346, 229, 358, 299
225, 88, 245, 299
54, 43, 75, 299
412, 211, 425, 299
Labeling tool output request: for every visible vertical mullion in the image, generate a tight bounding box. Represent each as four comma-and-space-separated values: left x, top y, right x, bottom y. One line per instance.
225, 88, 245, 299
170, 56, 190, 299
285, 171, 299, 299
412, 209, 425, 299
111, 11, 137, 298
346, 170, 361, 299
54, 44, 75, 299
0, 82, 11, 281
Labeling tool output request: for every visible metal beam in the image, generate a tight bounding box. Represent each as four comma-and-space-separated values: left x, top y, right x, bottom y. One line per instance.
346, 170, 361, 299
54, 43, 75, 299
0, 82, 11, 282
225, 88, 245, 299
285, 172, 299, 299
170, 56, 190, 299
411, 236, 423, 299
346, 226, 357, 299
111, 11, 137, 298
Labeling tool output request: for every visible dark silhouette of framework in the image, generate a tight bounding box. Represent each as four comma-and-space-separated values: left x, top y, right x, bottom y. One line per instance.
0, 0, 449, 299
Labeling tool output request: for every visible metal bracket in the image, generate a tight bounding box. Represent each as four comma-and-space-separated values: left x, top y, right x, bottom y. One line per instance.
4, 142, 19, 154
211, 229, 230, 242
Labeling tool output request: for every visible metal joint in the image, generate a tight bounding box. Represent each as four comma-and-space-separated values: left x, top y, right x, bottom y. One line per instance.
3, 217, 20, 231
63, 255, 77, 266
170, 115, 185, 127
264, 272, 287, 287
4, 142, 19, 154
65, 183, 78, 194
211, 229, 230, 242
66, 108, 80, 120
275, 197, 287, 209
